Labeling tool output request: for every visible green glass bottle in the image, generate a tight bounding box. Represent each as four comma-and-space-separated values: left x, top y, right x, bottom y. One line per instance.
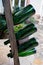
19, 48, 36, 57
13, 4, 35, 25
7, 48, 36, 58
16, 25, 37, 40
18, 38, 38, 53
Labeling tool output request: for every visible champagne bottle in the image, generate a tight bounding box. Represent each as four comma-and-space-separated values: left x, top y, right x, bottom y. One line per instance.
18, 38, 38, 53
7, 48, 36, 58
19, 48, 36, 57
13, 4, 35, 25
16, 25, 37, 40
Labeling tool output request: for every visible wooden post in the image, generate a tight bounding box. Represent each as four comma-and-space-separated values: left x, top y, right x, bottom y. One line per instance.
2, 0, 20, 65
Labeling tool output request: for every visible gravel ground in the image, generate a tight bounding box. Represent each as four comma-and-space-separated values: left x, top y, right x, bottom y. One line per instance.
0, 24, 43, 65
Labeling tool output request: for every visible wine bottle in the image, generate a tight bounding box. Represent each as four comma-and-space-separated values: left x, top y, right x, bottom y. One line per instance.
7, 48, 36, 58
19, 48, 36, 57
16, 25, 37, 40
18, 38, 38, 53
13, 4, 35, 25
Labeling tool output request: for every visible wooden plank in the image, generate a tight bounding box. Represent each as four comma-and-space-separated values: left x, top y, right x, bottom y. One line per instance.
2, 0, 20, 65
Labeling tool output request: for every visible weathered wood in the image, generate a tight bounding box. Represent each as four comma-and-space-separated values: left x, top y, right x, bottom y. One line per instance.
2, 0, 20, 65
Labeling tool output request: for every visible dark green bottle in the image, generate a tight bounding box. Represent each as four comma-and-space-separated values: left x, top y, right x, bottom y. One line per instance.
13, 4, 35, 25
7, 48, 36, 58
19, 48, 36, 57
18, 38, 38, 53
16, 25, 37, 40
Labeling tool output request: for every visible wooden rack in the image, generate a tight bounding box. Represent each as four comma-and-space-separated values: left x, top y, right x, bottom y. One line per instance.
2, 0, 20, 65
